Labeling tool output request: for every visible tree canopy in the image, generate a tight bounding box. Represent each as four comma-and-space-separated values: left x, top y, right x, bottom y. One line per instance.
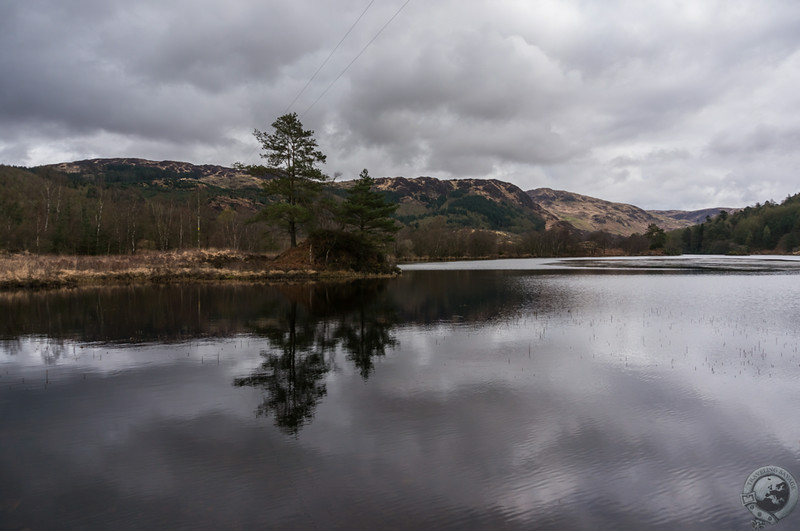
670, 193, 800, 254
254, 112, 327, 247
337, 169, 399, 268
339, 170, 398, 243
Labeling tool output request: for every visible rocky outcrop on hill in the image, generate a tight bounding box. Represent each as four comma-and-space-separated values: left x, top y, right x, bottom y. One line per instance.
375, 176, 553, 225
46, 158, 267, 189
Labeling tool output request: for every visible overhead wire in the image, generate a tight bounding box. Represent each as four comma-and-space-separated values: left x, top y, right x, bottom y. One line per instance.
301, 0, 412, 117
243, 2, 376, 163
243, 0, 411, 164
284, 0, 376, 114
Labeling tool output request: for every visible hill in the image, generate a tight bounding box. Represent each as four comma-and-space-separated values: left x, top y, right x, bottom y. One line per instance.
0, 160, 275, 254
372, 176, 548, 233
48, 158, 266, 190
2, 157, 764, 258
527, 188, 736, 236
38, 158, 733, 237
649, 208, 734, 226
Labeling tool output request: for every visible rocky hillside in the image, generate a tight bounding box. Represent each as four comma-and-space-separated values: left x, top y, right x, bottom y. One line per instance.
46, 158, 267, 190
372, 176, 549, 231
527, 188, 736, 235
649, 208, 735, 226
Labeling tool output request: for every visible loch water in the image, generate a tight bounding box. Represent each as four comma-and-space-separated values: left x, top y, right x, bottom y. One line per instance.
2, 256, 800, 530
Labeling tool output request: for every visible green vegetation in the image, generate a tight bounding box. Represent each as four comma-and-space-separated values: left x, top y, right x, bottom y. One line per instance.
335, 169, 399, 270
247, 112, 328, 248
394, 188, 545, 235
447, 195, 513, 228
0, 164, 268, 254
102, 163, 197, 186
668, 194, 800, 254
645, 224, 666, 250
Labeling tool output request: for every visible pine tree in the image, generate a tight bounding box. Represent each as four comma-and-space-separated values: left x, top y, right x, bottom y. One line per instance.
253, 113, 327, 248
338, 169, 399, 267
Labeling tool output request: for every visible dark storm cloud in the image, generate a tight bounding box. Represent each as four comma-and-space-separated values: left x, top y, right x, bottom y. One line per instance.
2, 0, 800, 208
0, 0, 342, 142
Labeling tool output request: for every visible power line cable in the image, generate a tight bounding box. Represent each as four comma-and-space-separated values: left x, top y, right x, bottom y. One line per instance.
284, 0, 376, 113
243, 1, 375, 164
301, 0, 412, 117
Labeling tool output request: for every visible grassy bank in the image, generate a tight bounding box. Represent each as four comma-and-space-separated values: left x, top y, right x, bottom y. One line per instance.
0, 249, 398, 291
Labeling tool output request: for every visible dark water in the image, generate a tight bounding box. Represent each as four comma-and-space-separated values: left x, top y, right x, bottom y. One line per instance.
2, 257, 800, 529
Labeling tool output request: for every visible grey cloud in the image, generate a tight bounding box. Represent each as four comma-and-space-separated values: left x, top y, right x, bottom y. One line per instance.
610, 148, 692, 167
431, 120, 584, 174
100, 2, 339, 93
348, 31, 573, 121
708, 124, 800, 157
0, 1, 356, 142
335, 21, 585, 176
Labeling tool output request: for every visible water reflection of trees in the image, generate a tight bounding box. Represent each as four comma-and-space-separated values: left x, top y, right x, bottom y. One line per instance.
234, 281, 398, 434
234, 300, 330, 435
0, 270, 562, 344
337, 299, 397, 378
0, 285, 268, 342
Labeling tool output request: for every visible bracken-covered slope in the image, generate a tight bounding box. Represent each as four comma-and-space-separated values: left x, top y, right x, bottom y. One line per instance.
372, 177, 549, 232
527, 188, 736, 236
46, 158, 267, 190
649, 208, 737, 226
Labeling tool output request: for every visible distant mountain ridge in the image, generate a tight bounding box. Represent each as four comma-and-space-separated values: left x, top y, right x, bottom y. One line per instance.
527, 188, 737, 235
40, 158, 734, 236
649, 208, 734, 225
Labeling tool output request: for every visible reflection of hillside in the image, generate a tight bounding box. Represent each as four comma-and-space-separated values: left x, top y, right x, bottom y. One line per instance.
0, 285, 271, 342
386, 271, 538, 324
0, 272, 572, 343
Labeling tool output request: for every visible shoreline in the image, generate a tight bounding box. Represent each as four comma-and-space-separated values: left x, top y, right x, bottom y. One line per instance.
0, 250, 399, 291
5, 249, 797, 291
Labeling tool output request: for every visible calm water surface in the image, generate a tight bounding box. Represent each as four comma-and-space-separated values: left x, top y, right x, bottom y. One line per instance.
2, 256, 800, 529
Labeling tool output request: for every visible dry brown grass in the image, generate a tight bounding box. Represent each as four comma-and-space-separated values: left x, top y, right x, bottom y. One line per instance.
0, 248, 395, 291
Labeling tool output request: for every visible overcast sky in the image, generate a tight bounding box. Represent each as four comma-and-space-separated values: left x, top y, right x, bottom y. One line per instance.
2, 0, 800, 209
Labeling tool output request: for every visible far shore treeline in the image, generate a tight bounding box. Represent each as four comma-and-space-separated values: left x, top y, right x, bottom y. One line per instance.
1, 115, 799, 261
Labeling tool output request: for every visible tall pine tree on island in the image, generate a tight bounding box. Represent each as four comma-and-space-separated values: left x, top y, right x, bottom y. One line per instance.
338, 169, 399, 269
249, 113, 327, 248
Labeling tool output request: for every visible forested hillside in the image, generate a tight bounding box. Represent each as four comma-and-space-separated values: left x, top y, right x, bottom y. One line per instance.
374, 176, 548, 233
0, 162, 271, 254
669, 194, 800, 254
1, 161, 554, 258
